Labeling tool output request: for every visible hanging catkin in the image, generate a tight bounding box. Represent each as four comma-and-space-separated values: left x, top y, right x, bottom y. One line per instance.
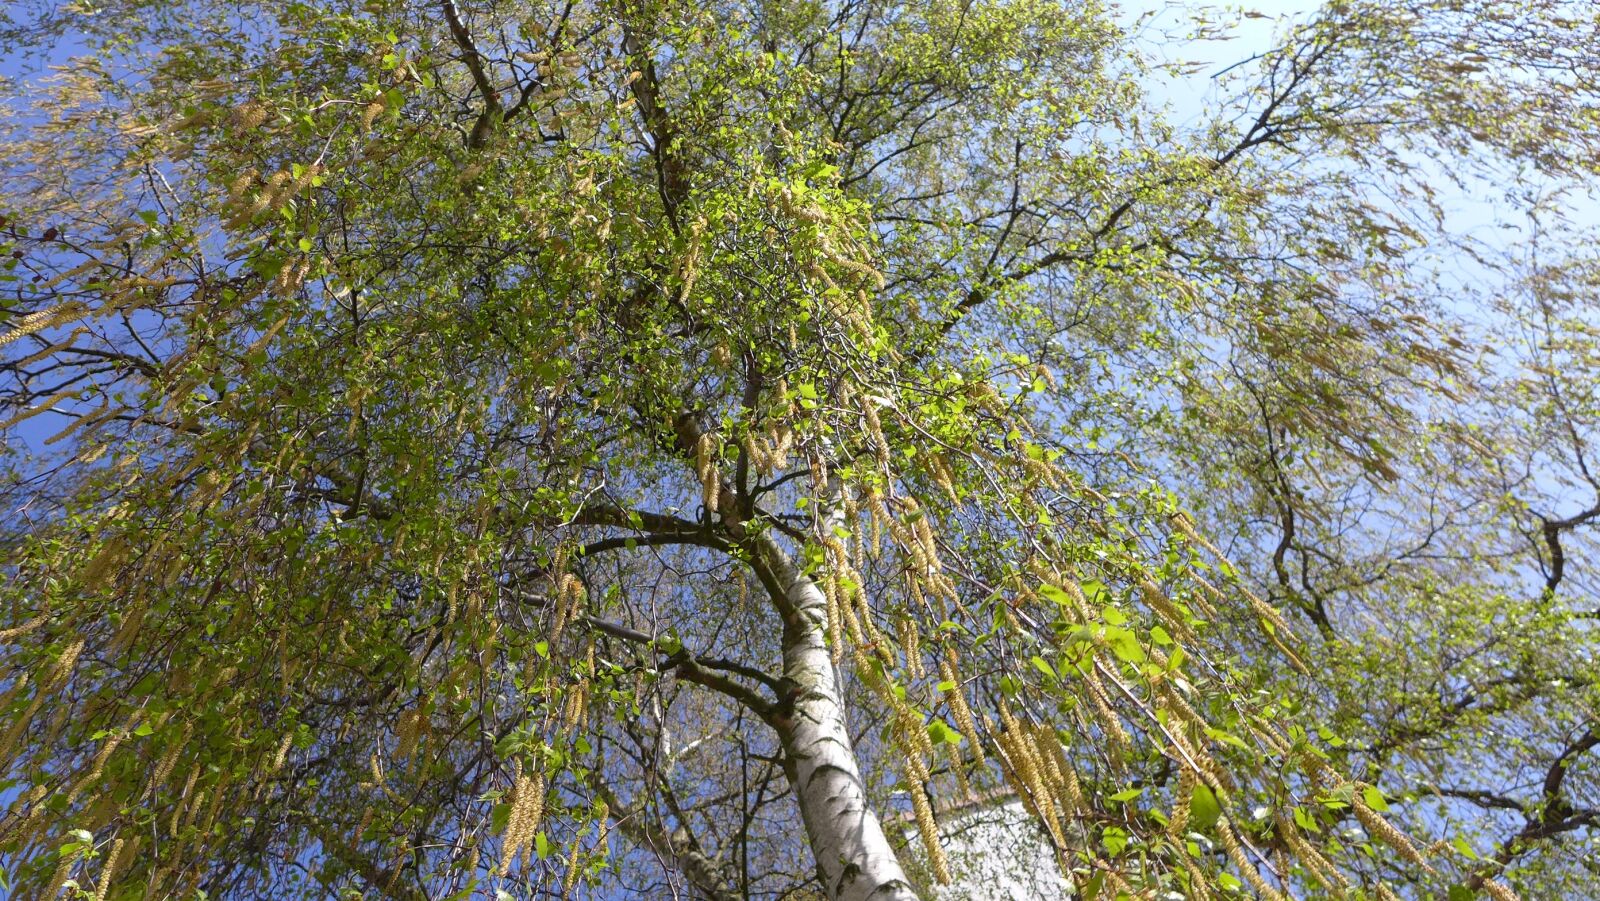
1216, 816, 1289, 901
695, 432, 720, 513
1273, 811, 1347, 891
92, 836, 127, 901
1167, 767, 1196, 839
498, 769, 546, 876
1352, 789, 1433, 873
896, 720, 951, 886
897, 616, 923, 678
938, 650, 984, 764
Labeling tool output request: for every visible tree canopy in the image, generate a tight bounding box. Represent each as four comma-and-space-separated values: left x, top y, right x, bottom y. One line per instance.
2, 0, 1598, 898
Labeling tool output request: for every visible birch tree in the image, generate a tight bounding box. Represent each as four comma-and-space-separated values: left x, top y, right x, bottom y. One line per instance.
2, 1, 1598, 899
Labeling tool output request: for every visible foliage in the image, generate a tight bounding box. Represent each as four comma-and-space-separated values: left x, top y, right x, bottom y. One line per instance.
1, 0, 1597, 899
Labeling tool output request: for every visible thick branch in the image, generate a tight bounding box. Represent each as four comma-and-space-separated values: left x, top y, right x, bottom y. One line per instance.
441, 0, 503, 149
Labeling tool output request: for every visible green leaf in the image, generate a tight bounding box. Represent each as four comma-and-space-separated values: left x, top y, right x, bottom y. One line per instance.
1293, 806, 1319, 833
1362, 785, 1390, 812
1204, 727, 1248, 751
1103, 626, 1145, 664
1038, 584, 1072, 606
1030, 654, 1058, 680
927, 719, 962, 746
1190, 784, 1222, 831
1101, 826, 1129, 855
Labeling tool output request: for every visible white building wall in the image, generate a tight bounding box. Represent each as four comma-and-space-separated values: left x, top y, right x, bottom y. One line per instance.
907, 798, 1073, 900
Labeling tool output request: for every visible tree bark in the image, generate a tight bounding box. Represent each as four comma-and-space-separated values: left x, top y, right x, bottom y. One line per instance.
754, 523, 919, 901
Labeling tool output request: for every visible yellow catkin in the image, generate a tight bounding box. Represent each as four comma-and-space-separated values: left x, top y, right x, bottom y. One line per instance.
1483, 879, 1520, 901
1182, 858, 1213, 901
44, 852, 74, 898
1171, 513, 1222, 557
270, 731, 294, 773
549, 574, 584, 649
994, 732, 1035, 814
1030, 724, 1083, 812
1216, 817, 1289, 901
148, 725, 190, 798
1352, 793, 1433, 873
897, 616, 923, 678
1168, 767, 1196, 839
838, 581, 866, 650
695, 433, 720, 513
996, 706, 1064, 848
864, 489, 889, 557
498, 771, 546, 876
66, 713, 137, 806
42, 403, 104, 446
772, 421, 793, 469
1164, 726, 1227, 793
862, 400, 891, 467
171, 769, 201, 837
1274, 811, 1347, 891
226, 168, 258, 199
41, 701, 73, 756
1138, 580, 1196, 642
823, 537, 866, 648
1082, 663, 1133, 753
594, 803, 610, 850
93, 837, 126, 901
1249, 724, 1292, 758
902, 746, 951, 885
563, 680, 590, 731
1159, 684, 1211, 736
396, 708, 426, 761
938, 652, 985, 764
824, 569, 843, 663
561, 829, 586, 897
927, 455, 959, 505
843, 494, 863, 560
0, 673, 30, 729
909, 504, 941, 575
0, 301, 91, 349
197, 779, 227, 835
944, 740, 971, 798
1179, 572, 1223, 620
0, 389, 78, 431
10, 324, 87, 367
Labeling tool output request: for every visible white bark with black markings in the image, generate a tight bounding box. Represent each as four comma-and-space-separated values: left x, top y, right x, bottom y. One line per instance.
755, 503, 920, 901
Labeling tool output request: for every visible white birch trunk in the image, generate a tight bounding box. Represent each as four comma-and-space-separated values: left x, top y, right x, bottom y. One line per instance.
756, 531, 920, 901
